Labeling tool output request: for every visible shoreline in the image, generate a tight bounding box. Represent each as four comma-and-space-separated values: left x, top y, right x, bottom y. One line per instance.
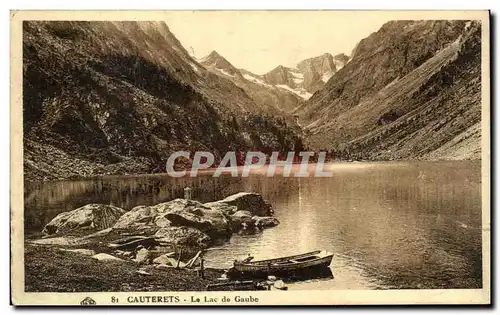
23, 159, 481, 183
24, 192, 280, 292
25, 244, 224, 292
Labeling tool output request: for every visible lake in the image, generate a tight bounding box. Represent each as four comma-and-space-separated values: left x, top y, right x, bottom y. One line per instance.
24, 161, 483, 289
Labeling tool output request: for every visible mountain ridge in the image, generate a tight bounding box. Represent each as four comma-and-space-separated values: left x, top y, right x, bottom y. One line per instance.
297, 20, 481, 161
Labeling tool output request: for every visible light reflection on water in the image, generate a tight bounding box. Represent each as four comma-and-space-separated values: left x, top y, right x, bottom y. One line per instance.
24, 161, 482, 289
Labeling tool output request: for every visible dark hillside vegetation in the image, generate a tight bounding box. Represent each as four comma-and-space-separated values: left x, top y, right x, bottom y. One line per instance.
23, 21, 302, 181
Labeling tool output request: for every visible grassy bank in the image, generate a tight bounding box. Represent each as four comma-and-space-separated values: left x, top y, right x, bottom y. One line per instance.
25, 245, 223, 292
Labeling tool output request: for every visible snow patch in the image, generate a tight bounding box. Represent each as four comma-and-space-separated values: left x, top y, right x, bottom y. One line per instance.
189, 62, 200, 73
321, 71, 334, 83
217, 68, 236, 78
334, 59, 346, 70
290, 70, 304, 84
276, 84, 312, 100
243, 74, 272, 87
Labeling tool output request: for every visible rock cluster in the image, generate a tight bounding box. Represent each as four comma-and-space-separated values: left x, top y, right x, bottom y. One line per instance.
40, 192, 280, 265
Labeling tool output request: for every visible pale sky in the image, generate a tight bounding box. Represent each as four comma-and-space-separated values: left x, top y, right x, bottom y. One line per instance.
164, 11, 391, 74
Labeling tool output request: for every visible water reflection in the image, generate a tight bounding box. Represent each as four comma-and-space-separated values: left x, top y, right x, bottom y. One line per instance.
24, 161, 482, 289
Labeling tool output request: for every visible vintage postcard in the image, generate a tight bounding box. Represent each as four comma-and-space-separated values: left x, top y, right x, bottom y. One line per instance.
11, 10, 490, 306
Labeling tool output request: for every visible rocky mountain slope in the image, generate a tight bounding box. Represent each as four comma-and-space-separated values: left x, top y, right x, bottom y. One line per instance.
261, 53, 350, 99
23, 21, 303, 181
199, 51, 303, 112
199, 50, 244, 80
296, 20, 481, 161
296, 53, 349, 93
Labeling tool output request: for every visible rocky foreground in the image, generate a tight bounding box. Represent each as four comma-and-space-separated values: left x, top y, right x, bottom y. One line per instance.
26, 192, 279, 292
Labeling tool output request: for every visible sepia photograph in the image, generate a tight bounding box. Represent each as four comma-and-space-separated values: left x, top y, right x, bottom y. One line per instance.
10, 10, 490, 305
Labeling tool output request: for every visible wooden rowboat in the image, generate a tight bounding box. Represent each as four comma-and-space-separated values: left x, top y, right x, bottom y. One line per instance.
228, 250, 333, 278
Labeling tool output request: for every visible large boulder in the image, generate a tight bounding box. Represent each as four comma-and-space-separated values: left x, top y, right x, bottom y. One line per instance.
165, 200, 232, 238
112, 199, 201, 232
155, 226, 211, 249
42, 204, 126, 236
112, 205, 160, 232
216, 192, 273, 216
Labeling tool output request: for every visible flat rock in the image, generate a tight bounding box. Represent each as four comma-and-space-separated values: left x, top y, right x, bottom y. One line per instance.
92, 253, 123, 262
153, 255, 184, 267
134, 248, 151, 264
60, 248, 96, 256
152, 252, 176, 264
31, 237, 82, 246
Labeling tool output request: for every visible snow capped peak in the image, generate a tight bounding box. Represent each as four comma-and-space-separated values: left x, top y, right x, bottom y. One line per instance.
254, 51, 349, 96
199, 50, 243, 79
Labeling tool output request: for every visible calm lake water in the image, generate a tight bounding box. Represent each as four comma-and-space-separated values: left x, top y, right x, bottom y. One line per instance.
24, 161, 483, 289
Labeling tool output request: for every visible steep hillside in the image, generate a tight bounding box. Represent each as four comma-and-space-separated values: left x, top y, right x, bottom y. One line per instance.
23, 21, 302, 181
297, 20, 481, 161
199, 51, 303, 113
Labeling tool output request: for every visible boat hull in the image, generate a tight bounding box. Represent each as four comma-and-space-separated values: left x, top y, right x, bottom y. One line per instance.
228, 251, 334, 279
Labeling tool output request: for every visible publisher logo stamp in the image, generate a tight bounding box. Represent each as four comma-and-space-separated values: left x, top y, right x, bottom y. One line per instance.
80, 297, 96, 306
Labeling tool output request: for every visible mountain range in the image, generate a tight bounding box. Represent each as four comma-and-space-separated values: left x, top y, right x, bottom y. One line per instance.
22, 19, 482, 180
199, 50, 349, 102
197, 50, 350, 112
